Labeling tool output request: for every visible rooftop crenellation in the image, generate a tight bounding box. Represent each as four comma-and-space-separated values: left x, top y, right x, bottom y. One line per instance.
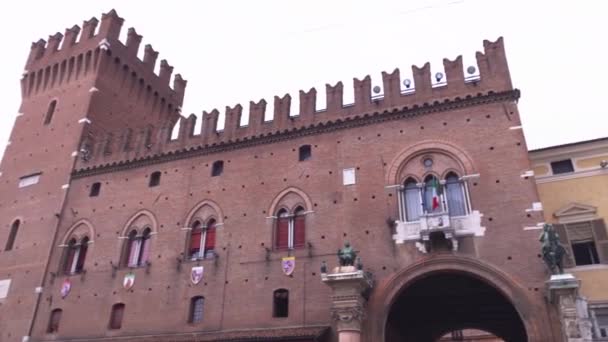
74, 37, 515, 177
21, 9, 187, 106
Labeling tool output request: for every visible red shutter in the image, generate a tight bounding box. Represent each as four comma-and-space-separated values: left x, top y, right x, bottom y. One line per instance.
64, 247, 76, 274
276, 218, 289, 250
592, 219, 608, 264
294, 215, 306, 248
140, 238, 151, 265
204, 225, 216, 252
190, 229, 202, 256
75, 243, 88, 272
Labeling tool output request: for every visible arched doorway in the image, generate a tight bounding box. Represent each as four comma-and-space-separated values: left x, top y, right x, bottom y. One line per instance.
366, 256, 546, 342
385, 272, 526, 341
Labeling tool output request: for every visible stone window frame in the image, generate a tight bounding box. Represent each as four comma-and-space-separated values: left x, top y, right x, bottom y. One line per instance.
187, 217, 218, 261
398, 169, 471, 222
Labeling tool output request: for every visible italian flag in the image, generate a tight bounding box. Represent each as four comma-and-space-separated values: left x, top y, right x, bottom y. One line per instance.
430, 177, 442, 210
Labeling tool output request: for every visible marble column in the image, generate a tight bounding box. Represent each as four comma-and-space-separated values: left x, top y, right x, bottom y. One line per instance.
546, 273, 593, 342
322, 266, 373, 342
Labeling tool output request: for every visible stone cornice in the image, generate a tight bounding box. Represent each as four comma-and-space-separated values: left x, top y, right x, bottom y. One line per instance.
72, 89, 520, 179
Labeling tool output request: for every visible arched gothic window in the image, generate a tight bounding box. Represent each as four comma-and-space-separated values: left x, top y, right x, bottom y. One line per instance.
123, 228, 151, 267
403, 178, 421, 222
423, 175, 442, 213
188, 219, 217, 260
275, 207, 305, 250
399, 172, 470, 221
445, 172, 468, 217
63, 236, 89, 275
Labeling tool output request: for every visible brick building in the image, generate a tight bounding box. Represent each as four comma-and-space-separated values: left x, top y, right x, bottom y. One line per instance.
0, 9, 579, 342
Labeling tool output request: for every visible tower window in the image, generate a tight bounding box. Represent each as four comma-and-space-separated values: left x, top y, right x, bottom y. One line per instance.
298, 145, 312, 161
550, 159, 574, 174
109, 303, 125, 330
149, 171, 161, 187
273, 289, 289, 318
19, 173, 41, 188
124, 228, 152, 268
274, 207, 306, 250
189, 296, 205, 323
5, 220, 20, 251
44, 100, 57, 125
211, 161, 224, 177
90, 182, 101, 197
189, 219, 217, 260
47, 308, 62, 333
63, 236, 89, 275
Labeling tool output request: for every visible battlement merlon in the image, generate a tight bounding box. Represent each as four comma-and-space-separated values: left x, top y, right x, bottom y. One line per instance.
22, 9, 187, 106
74, 36, 515, 171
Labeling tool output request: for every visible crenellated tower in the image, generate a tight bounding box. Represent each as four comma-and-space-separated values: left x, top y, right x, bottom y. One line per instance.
0, 9, 185, 341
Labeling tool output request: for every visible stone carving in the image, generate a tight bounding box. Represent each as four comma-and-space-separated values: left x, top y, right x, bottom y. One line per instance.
330, 306, 364, 324
539, 223, 566, 274
337, 241, 357, 266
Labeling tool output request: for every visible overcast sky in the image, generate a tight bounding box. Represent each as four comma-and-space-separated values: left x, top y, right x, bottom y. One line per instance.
0, 0, 606, 161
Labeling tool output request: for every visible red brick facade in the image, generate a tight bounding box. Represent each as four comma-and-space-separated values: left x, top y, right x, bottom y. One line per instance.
0, 9, 561, 342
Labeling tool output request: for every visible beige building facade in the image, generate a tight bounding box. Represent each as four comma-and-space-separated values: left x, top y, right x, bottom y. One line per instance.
530, 137, 608, 340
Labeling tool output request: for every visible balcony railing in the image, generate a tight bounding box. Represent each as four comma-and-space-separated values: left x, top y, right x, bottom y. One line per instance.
392, 210, 485, 252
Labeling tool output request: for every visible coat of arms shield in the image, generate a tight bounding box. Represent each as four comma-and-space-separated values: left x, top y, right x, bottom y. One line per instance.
190, 266, 204, 285
123, 272, 135, 290
60, 279, 71, 299
282, 256, 295, 276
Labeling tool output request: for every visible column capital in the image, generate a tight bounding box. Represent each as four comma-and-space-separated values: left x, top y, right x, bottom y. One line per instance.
331, 305, 365, 332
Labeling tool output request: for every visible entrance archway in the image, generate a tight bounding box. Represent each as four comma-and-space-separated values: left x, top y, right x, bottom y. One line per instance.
386, 272, 526, 341
366, 256, 545, 342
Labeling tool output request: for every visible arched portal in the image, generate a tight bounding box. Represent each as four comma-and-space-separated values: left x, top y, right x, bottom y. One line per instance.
366, 256, 546, 342
385, 272, 526, 341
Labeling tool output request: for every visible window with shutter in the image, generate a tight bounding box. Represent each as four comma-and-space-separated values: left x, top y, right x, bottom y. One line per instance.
139, 229, 152, 266
553, 224, 575, 268
189, 223, 202, 259
592, 219, 608, 264
64, 239, 78, 275
127, 236, 141, 268
275, 212, 289, 250
75, 237, 88, 273
293, 209, 306, 248
204, 220, 216, 256
567, 221, 599, 265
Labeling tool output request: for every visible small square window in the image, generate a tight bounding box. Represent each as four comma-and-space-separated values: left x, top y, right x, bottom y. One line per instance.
19, 173, 41, 188
149, 171, 161, 187
211, 161, 224, 177
298, 145, 312, 161
90, 182, 101, 197
343, 168, 356, 185
550, 159, 574, 175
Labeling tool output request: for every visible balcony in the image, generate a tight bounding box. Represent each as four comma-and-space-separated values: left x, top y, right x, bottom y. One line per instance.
392, 210, 485, 253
